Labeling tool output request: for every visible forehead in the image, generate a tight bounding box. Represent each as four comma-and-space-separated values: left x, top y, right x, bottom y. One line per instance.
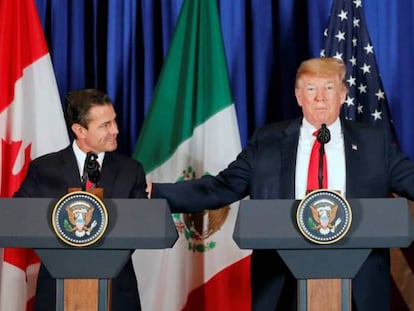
298, 74, 341, 86
87, 104, 115, 121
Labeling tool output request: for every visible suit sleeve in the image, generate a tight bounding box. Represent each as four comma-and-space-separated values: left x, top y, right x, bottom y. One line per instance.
152, 130, 262, 213
387, 136, 414, 199
130, 161, 148, 199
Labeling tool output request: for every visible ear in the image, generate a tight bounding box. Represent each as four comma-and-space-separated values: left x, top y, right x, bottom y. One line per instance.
295, 88, 303, 107
71, 123, 86, 138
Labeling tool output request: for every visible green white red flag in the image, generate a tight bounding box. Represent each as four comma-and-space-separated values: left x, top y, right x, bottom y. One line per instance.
132, 0, 251, 310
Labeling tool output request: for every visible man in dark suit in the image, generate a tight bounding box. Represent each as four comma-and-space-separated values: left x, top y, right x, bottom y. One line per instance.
15, 89, 146, 311
150, 57, 414, 310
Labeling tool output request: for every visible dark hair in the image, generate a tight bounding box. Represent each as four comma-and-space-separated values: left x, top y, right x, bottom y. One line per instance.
66, 89, 112, 128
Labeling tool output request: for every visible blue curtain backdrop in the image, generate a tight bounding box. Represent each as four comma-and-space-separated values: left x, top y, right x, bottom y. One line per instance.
34, 0, 414, 161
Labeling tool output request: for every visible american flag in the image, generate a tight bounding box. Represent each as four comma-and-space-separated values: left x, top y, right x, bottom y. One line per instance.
321, 1, 412, 310
321, 0, 395, 140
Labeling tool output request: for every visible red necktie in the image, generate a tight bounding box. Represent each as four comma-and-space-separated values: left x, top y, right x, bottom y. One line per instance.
306, 131, 327, 191
86, 180, 95, 189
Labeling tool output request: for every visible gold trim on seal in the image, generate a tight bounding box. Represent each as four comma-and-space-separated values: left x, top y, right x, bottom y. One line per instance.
51, 191, 108, 247
296, 189, 352, 245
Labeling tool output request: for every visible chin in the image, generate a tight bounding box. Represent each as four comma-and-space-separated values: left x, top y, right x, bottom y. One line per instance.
106, 144, 117, 152
315, 117, 330, 125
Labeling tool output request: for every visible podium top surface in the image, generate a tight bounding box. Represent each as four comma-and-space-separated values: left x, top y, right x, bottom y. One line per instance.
233, 197, 414, 249
0, 198, 177, 250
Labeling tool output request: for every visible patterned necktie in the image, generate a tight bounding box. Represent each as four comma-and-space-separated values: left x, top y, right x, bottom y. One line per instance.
306, 131, 327, 192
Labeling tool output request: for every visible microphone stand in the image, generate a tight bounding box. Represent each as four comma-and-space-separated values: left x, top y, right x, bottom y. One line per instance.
318, 143, 325, 189
81, 152, 100, 191
317, 123, 330, 189
86, 154, 101, 187
81, 171, 88, 191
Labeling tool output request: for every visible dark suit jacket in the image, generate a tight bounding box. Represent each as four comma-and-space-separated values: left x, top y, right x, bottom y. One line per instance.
15, 145, 147, 311
153, 118, 414, 311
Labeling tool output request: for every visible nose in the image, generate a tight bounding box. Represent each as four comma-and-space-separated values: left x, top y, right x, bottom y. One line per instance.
315, 89, 325, 101
110, 121, 119, 134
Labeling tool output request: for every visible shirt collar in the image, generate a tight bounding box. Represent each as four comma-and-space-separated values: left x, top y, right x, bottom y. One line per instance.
301, 117, 342, 139
72, 141, 105, 177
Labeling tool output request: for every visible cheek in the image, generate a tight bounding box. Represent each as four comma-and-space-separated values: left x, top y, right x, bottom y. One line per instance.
89, 132, 104, 144
104, 133, 116, 142
297, 94, 312, 108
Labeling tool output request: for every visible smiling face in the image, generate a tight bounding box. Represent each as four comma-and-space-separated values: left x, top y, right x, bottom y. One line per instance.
294, 58, 348, 128
72, 103, 119, 153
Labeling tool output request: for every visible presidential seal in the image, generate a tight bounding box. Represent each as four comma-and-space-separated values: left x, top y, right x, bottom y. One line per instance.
52, 191, 108, 247
296, 189, 352, 244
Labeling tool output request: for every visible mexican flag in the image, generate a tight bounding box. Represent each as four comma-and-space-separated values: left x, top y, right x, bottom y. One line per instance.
0, 0, 69, 309
132, 0, 251, 310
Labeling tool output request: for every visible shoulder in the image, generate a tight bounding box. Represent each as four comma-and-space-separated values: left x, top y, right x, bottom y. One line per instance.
104, 152, 144, 170
29, 146, 72, 167
251, 118, 300, 142
342, 120, 390, 139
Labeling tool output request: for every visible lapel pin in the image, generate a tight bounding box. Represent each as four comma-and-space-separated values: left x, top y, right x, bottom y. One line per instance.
351, 144, 358, 150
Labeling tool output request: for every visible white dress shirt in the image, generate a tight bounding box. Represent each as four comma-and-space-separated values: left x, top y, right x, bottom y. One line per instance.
295, 118, 346, 199
72, 141, 105, 181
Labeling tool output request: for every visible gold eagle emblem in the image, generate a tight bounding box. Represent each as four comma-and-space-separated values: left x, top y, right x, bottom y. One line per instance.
310, 204, 341, 234
66, 201, 97, 237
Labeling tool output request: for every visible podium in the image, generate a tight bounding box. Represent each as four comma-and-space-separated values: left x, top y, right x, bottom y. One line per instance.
0, 197, 177, 311
233, 198, 414, 310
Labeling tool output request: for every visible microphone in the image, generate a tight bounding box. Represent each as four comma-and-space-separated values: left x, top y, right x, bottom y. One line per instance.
317, 124, 330, 189
317, 123, 331, 144
81, 152, 100, 190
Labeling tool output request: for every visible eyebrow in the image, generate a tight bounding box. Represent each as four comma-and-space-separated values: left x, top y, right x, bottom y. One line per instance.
305, 81, 336, 85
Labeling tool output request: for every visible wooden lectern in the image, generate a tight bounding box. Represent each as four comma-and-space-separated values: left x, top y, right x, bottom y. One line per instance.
0, 197, 177, 311
62, 187, 106, 310
233, 198, 414, 311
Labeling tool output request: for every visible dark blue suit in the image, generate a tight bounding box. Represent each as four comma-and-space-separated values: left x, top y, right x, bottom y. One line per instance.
15, 145, 147, 311
153, 118, 414, 311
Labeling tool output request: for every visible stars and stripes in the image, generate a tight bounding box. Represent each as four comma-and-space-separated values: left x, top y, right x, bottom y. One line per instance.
321, 0, 395, 139
321, 1, 412, 310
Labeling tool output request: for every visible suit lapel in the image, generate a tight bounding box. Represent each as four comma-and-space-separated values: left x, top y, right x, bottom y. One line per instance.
343, 122, 362, 197
61, 148, 119, 196
280, 120, 300, 198
100, 153, 117, 196
60, 146, 83, 189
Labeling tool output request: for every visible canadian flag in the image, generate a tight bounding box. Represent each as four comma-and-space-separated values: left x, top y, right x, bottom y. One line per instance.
0, 0, 69, 310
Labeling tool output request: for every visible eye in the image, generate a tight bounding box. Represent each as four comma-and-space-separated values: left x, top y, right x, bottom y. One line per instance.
100, 122, 111, 129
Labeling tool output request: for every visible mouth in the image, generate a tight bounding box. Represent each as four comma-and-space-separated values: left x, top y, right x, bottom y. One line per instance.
107, 135, 117, 142
105, 139, 117, 147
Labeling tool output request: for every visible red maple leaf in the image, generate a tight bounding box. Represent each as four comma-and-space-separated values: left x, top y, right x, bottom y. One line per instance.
1, 139, 32, 197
